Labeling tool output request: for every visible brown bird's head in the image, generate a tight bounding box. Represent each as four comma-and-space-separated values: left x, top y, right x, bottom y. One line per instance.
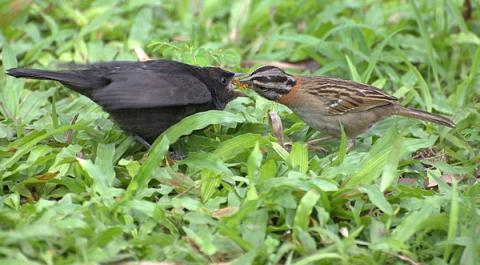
234, 66, 297, 100
201, 67, 245, 109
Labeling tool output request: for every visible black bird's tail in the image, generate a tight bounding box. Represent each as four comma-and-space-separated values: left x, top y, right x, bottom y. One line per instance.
6, 68, 109, 96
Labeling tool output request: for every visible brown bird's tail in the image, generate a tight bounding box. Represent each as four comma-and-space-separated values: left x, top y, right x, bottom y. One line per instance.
394, 105, 455, 128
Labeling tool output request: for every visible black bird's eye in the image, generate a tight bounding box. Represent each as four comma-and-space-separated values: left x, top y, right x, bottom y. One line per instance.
220, 76, 227, 84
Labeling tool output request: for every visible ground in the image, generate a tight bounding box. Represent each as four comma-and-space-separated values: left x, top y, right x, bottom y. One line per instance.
0, 1, 479, 264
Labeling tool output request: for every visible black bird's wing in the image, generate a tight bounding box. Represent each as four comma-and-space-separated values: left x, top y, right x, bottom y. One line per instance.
92, 69, 212, 110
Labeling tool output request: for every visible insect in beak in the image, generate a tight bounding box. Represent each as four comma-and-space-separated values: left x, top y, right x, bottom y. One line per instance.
232, 74, 252, 89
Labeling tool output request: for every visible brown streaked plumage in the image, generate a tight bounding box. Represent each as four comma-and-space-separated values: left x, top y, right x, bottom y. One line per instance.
235, 66, 455, 138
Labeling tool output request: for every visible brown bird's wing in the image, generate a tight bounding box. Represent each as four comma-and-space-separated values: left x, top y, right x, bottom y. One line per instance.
303, 76, 398, 115
92, 69, 212, 110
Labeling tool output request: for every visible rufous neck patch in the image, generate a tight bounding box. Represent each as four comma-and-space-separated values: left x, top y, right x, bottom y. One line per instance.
278, 78, 300, 105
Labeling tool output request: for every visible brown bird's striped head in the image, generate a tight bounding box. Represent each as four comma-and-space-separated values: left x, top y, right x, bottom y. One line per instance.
236, 66, 297, 100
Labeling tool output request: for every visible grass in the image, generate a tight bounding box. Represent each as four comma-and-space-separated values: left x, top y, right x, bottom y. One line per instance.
0, 0, 479, 264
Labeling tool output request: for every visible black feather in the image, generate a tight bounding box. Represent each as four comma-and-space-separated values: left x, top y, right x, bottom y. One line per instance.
7, 60, 239, 143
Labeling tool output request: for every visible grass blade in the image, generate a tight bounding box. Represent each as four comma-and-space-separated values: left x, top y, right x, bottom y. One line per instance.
294, 189, 320, 236
444, 178, 458, 261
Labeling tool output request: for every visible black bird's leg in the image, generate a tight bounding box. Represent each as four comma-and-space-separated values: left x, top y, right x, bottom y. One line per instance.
134, 135, 151, 149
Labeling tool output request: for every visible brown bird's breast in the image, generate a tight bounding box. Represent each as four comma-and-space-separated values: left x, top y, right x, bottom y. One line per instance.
278, 78, 302, 105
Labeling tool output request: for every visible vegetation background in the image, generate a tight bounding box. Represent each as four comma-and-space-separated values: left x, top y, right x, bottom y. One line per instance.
0, 0, 479, 264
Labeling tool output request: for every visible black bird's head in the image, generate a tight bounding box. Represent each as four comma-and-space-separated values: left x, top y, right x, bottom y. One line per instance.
234, 66, 297, 101
201, 67, 244, 109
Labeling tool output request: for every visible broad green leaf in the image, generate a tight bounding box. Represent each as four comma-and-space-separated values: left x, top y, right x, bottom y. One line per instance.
1, 124, 87, 174
289, 142, 308, 173
160, 110, 244, 145
1, 45, 22, 119
91, 226, 123, 247
310, 178, 338, 192
242, 208, 267, 247
344, 125, 398, 188
359, 185, 393, 215
213, 133, 267, 161
392, 196, 440, 242
77, 143, 115, 195
294, 189, 320, 232
128, 7, 153, 48
183, 227, 217, 255
123, 136, 169, 201
180, 152, 232, 177
271, 142, 289, 161
79, 8, 117, 37
380, 136, 403, 191
200, 169, 221, 202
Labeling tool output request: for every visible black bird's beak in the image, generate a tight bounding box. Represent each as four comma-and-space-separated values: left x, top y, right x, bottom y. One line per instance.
233, 72, 246, 77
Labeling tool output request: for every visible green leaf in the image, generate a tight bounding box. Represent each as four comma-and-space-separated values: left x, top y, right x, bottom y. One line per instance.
344, 125, 398, 188
334, 124, 348, 166
180, 152, 232, 177
380, 136, 403, 191
183, 227, 217, 255
444, 179, 459, 261
345, 55, 362, 82
247, 142, 262, 181
292, 253, 342, 265
160, 110, 244, 145
1, 124, 87, 174
362, 28, 405, 82
271, 142, 289, 161
310, 178, 338, 192
213, 133, 268, 161
246, 142, 262, 200
409, 0, 440, 88
294, 189, 320, 232
289, 142, 308, 173
77, 143, 115, 195
123, 136, 170, 201
200, 169, 221, 202
408, 62, 433, 112
128, 7, 153, 48
242, 208, 268, 247
1, 45, 22, 119
79, 8, 117, 37
392, 196, 440, 242
358, 185, 393, 215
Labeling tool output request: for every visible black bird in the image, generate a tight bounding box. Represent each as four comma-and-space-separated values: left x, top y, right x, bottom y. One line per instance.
7, 60, 241, 146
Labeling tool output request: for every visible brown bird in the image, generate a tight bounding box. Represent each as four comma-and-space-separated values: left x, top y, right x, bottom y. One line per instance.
235, 66, 454, 141
7, 60, 242, 147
